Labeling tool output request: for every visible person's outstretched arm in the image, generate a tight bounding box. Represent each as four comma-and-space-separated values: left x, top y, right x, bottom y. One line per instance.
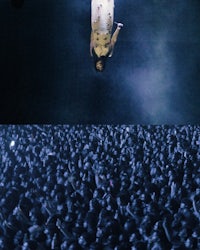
56, 219, 74, 240
162, 217, 172, 242
110, 23, 123, 56
192, 195, 200, 220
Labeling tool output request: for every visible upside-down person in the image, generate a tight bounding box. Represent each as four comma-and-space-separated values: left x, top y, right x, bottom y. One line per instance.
90, 0, 123, 72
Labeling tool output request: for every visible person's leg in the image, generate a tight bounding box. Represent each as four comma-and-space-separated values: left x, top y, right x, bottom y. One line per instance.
91, 0, 114, 33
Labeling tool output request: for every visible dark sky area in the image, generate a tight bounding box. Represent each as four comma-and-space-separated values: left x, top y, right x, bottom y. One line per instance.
0, 0, 200, 124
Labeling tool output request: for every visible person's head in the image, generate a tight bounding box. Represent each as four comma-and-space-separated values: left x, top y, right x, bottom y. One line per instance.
123, 219, 136, 233
22, 240, 38, 250
95, 58, 106, 72
92, 48, 107, 72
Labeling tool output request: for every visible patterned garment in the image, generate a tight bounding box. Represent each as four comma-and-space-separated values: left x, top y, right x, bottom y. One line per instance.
91, 0, 114, 33
91, 0, 115, 57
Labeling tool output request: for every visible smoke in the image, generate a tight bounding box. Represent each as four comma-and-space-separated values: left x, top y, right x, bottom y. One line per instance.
117, 0, 200, 123
125, 34, 178, 123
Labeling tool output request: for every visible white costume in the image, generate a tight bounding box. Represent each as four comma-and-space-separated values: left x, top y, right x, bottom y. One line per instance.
90, 0, 123, 70
91, 0, 114, 34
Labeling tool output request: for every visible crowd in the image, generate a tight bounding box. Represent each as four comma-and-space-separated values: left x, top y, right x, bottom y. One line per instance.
0, 124, 199, 250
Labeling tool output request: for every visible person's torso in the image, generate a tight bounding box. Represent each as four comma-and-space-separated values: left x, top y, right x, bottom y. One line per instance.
92, 32, 111, 57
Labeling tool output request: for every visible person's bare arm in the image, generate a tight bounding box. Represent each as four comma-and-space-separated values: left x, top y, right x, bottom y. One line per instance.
110, 23, 123, 56
56, 219, 74, 240
192, 195, 200, 220
162, 217, 172, 242
111, 23, 123, 45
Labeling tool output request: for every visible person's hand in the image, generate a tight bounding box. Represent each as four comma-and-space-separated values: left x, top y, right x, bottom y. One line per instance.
162, 217, 167, 228
56, 219, 62, 229
118, 23, 124, 28
114, 22, 124, 29
170, 182, 176, 198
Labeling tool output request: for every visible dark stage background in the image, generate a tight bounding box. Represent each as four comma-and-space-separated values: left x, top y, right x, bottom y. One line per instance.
0, 0, 200, 124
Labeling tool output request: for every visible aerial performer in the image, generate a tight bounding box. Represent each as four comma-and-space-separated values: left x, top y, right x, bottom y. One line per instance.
90, 0, 123, 72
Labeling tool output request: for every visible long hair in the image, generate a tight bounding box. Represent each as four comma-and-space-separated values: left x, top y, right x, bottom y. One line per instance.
92, 49, 108, 72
